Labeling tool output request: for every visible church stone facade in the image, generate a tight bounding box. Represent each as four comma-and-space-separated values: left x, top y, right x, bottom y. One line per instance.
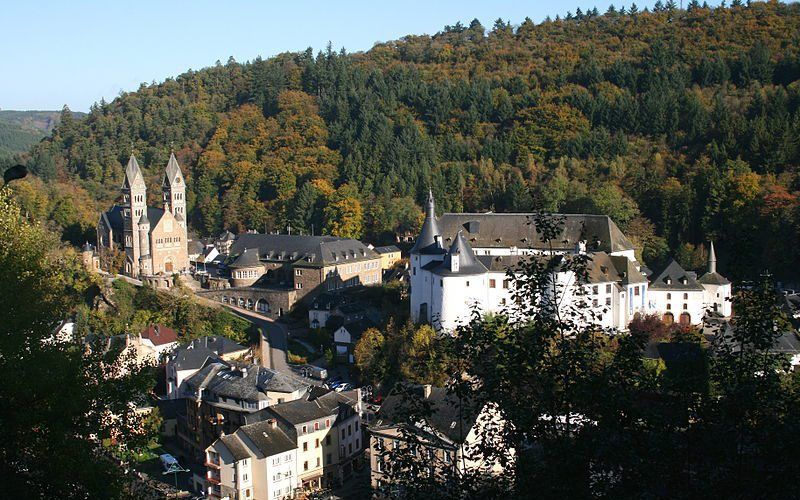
97, 153, 189, 284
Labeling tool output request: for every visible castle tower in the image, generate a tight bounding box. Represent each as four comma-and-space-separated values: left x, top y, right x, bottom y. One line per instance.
410, 189, 447, 323
122, 154, 147, 277
707, 241, 717, 274
138, 212, 153, 276
163, 152, 186, 227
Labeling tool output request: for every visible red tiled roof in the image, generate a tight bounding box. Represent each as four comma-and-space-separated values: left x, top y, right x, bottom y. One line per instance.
141, 324, 178, 346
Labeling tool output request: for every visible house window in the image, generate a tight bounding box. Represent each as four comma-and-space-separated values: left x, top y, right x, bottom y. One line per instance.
667, 304, 672, 310
316, 457, 320, 467
466, 281, 470, 287
303, 442, 308, 451
355, 421, 359, 431
325, 419, 330, 428
606, 297, 611, 306
592, 285, 598, 295
295, 269, 303, 276
315, 438, 320, 448
302, 425, 307, 434
304, 461, 308, 471
667, 293, 672, 300
314, 422, 319, 431
296, 283, 303, 289
489, 279, 496, 288
503, 280, 510, 289
243, 473, 248, 481
683, 293, 688, 300
593, 298, 598, 307
606, 284, 611, 293
683, 303, 688, 310
634, 286, 640, 296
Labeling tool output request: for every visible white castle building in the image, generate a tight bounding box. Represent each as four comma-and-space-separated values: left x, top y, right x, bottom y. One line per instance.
410, 192, 731, 332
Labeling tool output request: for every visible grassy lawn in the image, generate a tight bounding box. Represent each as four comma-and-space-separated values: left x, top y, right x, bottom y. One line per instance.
288, 339, 313, 364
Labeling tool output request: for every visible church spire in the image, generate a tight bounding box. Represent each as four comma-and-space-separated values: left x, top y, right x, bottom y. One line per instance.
426, 188, 435, 219
122, 154, 143, 189
708, 241, 717, 274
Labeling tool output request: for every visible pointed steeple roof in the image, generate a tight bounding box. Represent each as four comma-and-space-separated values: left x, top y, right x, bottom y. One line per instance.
433, 230, 487, 276
164, 152, 184, 186
138, 210, 150, 225
698, 241, 730, 286
122, 154, 143, 189
411, 189, 446, 255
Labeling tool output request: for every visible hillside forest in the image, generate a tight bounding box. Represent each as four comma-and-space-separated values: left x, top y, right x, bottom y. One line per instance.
6, 1, 800, 281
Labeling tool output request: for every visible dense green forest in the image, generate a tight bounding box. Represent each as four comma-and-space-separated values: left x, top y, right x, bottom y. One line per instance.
0, 110, 84, 159
10, 1, 800, 281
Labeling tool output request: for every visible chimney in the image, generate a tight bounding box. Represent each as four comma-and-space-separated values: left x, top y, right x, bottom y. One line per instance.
267, 418, 277, 429
423, 384, 432, 399
241, 367, 248, 378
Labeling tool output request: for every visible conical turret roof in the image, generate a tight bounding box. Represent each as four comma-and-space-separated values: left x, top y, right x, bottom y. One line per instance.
434, 230, 487, 276
410, 189, 446, 255
698, 241, 729, 285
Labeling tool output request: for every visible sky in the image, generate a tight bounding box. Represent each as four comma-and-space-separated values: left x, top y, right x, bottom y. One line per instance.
1, 0, 730, 112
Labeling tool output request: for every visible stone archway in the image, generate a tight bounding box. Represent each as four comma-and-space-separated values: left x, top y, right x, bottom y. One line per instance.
165, 258, 174, 273
246, 298, 254, 310
256, 299, 269, 313
662, 312, 674, 325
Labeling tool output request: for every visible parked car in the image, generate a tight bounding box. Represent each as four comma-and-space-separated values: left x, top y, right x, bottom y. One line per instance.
335, 383, 353, 392
303, 364, 328, 380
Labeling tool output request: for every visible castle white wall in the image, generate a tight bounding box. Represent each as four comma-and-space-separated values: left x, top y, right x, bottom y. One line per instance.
703, 283, 733, 317
647, 290, 705, 325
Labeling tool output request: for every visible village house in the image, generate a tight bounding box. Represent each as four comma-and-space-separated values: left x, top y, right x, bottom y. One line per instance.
178, 362, 308, 461
369, 384, 509, 494
165, 336, 249, 399
205, 419, 298, 500
266, 387, 364, 492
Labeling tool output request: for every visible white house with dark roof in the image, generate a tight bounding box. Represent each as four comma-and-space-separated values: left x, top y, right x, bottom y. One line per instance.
165, 336, 249, 399
205, 418, 298, 500
411, 192, 731, 331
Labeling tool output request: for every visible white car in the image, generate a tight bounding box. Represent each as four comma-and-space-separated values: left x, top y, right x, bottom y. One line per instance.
335, 383, 353, 392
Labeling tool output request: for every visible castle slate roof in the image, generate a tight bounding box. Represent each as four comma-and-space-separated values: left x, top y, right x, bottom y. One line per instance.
698, 272, 730, 286
648, 260, 704, 291
218, 230, 236, 241
376, 385, 480, 445
229, 233, 378, 268
609, 255, 649, 285
476, 255, 527, 273
435, 213, 634, 254
411, 190, 447, 255
432, 231, 488, 277
237, 420, 297, 458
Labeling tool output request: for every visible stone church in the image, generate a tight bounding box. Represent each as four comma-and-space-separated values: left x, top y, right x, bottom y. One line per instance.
96, 153, 189, 284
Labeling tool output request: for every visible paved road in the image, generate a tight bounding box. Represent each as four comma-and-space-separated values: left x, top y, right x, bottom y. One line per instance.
225, 306, 290, 372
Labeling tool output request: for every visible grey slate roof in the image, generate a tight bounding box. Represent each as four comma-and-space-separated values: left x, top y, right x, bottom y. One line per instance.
374, 245, 401, 254
698, 272, 730, 286
376, 385, 480, 444
218, 230, 236, 241
218, 434, 251, 461
186, 363, 307, 402
237, 420, 297, 457
476, 255, 527, 272
648, 260, 704, 291
229, 247, 261, 269
267, 388, 355, 427
432, 231, 488, 277
609, 255, 649, 285
411, 190, 446, 255
435, 213, 634, 254
171, 336, 247, 371
230, 233, 378, 268
101, 205, 166, 236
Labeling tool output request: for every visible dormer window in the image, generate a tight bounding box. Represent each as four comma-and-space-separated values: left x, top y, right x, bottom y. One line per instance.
680, 277, 688, 285
666, 278, 672, 285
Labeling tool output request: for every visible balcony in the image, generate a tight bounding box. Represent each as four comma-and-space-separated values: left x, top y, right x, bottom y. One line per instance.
204, 459, 221, 469
207, 473, 221, 485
